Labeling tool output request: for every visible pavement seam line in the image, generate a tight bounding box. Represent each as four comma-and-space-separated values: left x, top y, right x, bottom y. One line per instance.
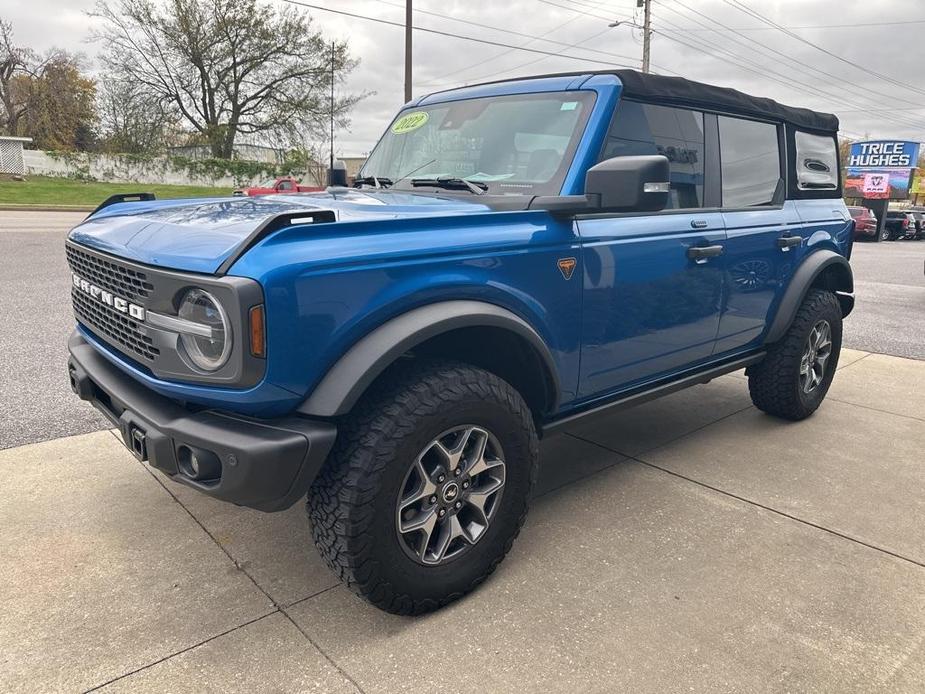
135, 459, 366, 694
81, 610, 279, 693
569, 432, 925, 570
834, 352, 874, 372
280, 606, 367, 694
825, 396, 925, 423
283, 582, 342, 609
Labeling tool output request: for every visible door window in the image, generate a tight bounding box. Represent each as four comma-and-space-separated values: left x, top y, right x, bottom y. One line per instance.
601, 101, 705, 209
718, 116, 782, 207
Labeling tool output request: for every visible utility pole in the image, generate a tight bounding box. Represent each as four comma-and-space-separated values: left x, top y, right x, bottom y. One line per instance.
640, 0, 652, 73
404, 0, 412, 102
329, 40, 335, 181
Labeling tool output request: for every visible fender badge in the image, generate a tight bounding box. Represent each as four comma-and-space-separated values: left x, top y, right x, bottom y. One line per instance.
557, 257, 577, 280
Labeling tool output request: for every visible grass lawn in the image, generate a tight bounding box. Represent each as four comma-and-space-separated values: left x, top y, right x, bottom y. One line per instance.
0, 175, 232, 207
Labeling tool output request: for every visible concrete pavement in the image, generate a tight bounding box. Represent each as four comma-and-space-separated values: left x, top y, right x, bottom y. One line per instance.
2, 349, 923, 693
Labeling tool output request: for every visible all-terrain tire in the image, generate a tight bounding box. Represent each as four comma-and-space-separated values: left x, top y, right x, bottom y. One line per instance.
307, 359, 539, 615
747, 289, 842, 421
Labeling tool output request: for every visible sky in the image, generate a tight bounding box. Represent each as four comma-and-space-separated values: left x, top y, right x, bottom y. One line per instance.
4, 0, 925, 156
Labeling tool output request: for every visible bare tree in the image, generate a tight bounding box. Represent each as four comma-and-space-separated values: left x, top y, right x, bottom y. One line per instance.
91, 0, 362, 158
0, 19, 34, 135
97, 76, 177, 153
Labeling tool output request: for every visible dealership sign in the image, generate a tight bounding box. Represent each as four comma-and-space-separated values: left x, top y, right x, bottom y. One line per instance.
847, 140, 920, 168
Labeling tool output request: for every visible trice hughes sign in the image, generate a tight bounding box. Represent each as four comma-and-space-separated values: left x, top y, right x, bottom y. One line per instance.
847, 140, 920, 168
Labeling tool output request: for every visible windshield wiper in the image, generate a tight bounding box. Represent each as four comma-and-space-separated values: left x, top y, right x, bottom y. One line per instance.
410, 176, 487, 195
353, 175, 393, 189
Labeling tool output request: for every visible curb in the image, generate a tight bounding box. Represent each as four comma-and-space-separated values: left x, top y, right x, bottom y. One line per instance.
0, 204, 94, 212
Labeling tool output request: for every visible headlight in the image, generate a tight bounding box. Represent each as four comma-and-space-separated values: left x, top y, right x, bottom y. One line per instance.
178, 289, 232, 371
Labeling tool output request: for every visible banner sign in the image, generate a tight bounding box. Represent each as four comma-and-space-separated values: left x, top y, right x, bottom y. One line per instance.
845, 167, 913, 200
911, 170, 923, 195
847, 140, 920, 168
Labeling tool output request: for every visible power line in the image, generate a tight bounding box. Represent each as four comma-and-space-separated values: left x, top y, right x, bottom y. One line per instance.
652, 0, 925, 131
278, 0, 638, 68
668, 18, 925, 32
429, 27, 618, 88
366, 0, 642, 64
721, 0, 925, 97
413, 0, 612, 85
656, 0, 924, 110
534, 0, 614, 22
649, 15, 925, 134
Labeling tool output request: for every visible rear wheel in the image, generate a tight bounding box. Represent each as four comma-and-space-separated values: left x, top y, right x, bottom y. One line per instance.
307, 359, 538, 614
747, 289, 842, 421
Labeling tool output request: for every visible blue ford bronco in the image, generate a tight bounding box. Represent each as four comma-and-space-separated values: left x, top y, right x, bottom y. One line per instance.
66, 70, 854, 614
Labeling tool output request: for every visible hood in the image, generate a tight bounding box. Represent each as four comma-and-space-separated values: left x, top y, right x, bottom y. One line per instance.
67, 190, 498, 274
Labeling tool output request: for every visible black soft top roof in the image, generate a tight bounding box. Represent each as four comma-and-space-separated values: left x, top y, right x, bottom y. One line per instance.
611, 70, 838, 133
462, 69, 839, 133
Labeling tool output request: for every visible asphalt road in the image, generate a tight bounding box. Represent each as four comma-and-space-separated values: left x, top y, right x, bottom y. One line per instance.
1, 210, 923, 450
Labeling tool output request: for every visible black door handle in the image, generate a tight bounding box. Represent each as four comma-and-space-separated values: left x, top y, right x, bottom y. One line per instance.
777, 235, 802, 250
687, 244, 724, 262
690, 219, 709, 229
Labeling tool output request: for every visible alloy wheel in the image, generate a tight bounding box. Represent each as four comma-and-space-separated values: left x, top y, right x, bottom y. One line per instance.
396, 425, 506, 566
799, 319, 832, 393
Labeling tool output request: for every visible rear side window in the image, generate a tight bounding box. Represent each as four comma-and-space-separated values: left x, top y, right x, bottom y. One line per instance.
718, 116, 781, 207
794, 131, 838, 190
601, 101, 705, 209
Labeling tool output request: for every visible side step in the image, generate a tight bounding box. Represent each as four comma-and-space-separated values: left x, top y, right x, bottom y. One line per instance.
542, 351, 765, 436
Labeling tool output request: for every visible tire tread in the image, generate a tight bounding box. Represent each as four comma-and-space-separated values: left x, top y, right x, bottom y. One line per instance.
748, 288, 841, 421
307, 359, 538, 615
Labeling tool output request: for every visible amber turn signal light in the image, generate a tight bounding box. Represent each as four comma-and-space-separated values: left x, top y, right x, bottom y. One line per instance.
249, 305, 266, 358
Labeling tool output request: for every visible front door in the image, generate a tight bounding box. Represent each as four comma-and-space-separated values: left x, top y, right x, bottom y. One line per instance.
576, 99, 725, 400
577, 212, 725, 398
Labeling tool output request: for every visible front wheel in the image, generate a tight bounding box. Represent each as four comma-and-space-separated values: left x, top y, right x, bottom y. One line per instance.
307, 360, 538, 614
747, 289, 842, 421
879, 226, 891, 241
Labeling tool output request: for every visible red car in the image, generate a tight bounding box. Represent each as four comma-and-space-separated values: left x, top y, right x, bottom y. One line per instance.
233, 176, 323, 197
848, 206, 882, 241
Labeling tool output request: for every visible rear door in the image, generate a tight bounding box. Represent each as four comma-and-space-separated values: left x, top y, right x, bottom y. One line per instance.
713, 115, 801, 354
577, 101, 725, 398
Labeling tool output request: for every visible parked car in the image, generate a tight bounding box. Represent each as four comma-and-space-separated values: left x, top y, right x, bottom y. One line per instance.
233, 176, 323, 196
883, 210, 916, 240
848, 205, 880, 241
908, 210, 924, 240
65, 70, 854, 614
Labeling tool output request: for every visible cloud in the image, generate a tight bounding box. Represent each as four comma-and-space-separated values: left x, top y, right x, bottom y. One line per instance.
4, 0, 923, 153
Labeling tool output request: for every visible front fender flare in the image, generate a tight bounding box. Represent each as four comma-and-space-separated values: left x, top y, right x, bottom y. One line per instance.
298, 300, 560, 418
764, 250, 854, 344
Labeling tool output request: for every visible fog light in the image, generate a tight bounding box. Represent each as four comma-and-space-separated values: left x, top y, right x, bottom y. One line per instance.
177, 445, 222, 482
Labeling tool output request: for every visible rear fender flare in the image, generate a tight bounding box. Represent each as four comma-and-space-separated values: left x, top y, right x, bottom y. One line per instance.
764, 250, 854, 344
298, 301, 560, 417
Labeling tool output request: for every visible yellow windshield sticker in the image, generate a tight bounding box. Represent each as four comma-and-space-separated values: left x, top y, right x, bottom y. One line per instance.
391, 111, 429, 134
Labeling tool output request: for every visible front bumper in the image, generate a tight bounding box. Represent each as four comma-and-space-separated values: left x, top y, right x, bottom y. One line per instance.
67, 331, 336, 512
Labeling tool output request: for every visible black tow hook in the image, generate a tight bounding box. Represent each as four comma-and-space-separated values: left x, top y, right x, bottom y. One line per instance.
129, 425, 147, 461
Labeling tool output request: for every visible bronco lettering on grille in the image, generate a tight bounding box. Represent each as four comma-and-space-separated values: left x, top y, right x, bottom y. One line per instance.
72, 273, 146, 321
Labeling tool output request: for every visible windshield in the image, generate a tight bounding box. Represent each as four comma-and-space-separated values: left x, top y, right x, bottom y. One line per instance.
360, 91, 596, 195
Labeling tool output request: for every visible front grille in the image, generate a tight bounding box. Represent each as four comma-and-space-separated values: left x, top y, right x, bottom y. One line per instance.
66, 244, 154, 302
71, 287, 159, 362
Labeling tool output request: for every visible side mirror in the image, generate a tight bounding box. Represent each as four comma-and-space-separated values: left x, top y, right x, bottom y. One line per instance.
585, 155, 670, 212
529, 155, 671, 214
